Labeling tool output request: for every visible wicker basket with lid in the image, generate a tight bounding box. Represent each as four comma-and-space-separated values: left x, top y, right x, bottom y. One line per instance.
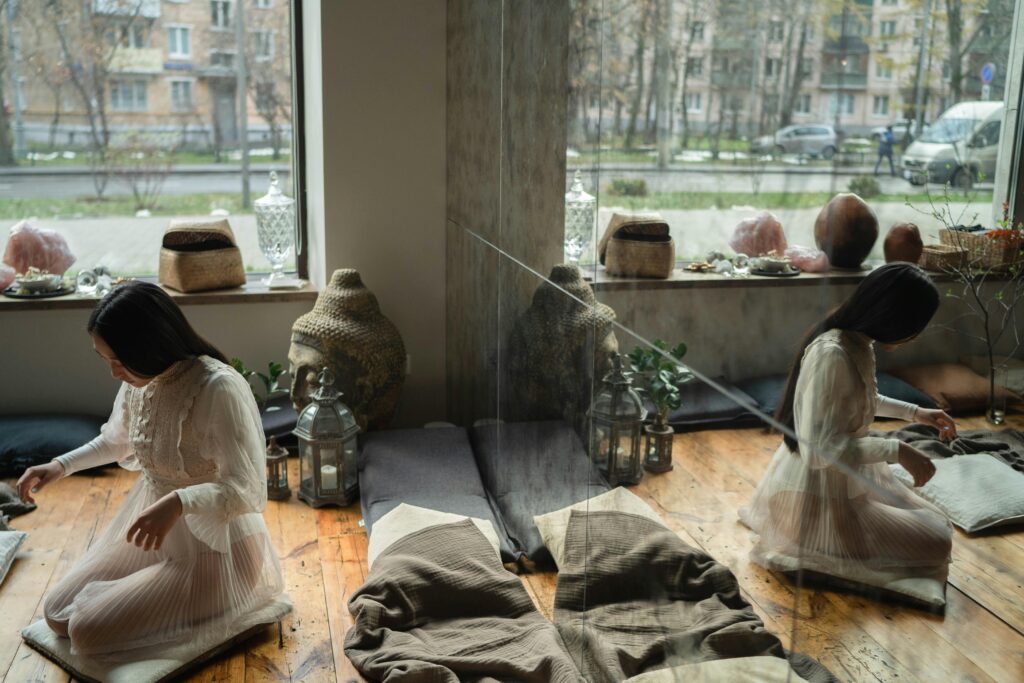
158, 218, 246, 292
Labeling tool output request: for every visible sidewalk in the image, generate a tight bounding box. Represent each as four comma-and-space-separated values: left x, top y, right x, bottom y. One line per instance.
0, 162, 292, 177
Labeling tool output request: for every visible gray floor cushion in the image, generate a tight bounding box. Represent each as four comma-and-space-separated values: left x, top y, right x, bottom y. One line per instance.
0, 415, 105, 477
647, 378, 763, 432
358, 427, 517, 562
470, 420, 609, 569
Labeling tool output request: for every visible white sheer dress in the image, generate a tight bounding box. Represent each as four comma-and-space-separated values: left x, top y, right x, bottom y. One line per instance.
740, 329, 952, 583
44, 356, 285, 657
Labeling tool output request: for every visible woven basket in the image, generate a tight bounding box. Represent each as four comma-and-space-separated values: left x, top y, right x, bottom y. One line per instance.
919, 244, 968, 271
598, 212, 675, 278
939, 228, 1023, 270
159, 218, 246, 292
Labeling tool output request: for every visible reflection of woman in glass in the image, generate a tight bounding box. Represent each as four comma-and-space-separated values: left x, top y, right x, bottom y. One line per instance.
17, 282, 285, 656
742, 263, 954, 583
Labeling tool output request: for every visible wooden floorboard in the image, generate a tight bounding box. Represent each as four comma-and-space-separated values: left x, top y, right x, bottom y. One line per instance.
3, 416, 1023, 682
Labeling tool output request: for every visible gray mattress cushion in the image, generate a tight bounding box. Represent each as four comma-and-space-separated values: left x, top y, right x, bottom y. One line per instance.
358, 427, 517, 562
470, 420, 610, 568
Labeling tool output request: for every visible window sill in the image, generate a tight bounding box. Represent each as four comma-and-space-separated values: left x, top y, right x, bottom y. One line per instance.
0, 277, 318, 312
587, 263, 960, 292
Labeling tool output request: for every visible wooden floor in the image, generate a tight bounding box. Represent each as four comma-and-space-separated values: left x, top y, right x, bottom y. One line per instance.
2, 416, 1023, 682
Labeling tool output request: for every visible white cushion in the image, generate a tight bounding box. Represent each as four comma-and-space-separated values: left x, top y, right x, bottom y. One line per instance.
624, 656, 809, 683
533, 487, 666, 569
891, 453, 1024, 533
0, 530, 27, 587
757, 549, 947, 609
366, 503, 501, 570
21, 596, 292, 683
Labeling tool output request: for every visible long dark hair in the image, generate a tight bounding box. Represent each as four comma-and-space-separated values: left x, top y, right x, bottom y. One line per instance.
87, 281, 227, 377
776, 263, 938, 451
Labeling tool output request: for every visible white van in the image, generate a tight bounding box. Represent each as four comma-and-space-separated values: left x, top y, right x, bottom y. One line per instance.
901, 101, 1003, 187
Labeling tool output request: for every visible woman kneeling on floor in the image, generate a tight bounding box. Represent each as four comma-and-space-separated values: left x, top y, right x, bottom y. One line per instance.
742, 263, 955, 588
17, 282, 285, 656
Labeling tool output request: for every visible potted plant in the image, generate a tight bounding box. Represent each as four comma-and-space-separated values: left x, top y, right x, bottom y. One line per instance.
628, 340, 693, 472
231, 358, 287, 411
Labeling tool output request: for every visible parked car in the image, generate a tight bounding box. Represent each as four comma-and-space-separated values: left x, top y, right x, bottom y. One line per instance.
751, 124, 838, 159
870, 119, 926, 144
901, 101, 1003, 187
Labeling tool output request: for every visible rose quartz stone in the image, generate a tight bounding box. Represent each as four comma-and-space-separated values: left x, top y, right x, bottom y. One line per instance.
785, 245, 830, 272
0, 262, 14, 290
729, 211, 787, 257
2, 220, 76, 275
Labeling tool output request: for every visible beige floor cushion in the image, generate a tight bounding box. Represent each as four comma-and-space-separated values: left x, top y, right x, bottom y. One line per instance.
0, 530, 27, 587
366, 502, 501, 570
624, 656, 810, 683
21, 596, 292, 683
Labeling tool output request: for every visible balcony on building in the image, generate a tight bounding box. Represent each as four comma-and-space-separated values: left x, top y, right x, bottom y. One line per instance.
93, 0, 160, 19
820, 71, 868, 89
109, 47, 164, 75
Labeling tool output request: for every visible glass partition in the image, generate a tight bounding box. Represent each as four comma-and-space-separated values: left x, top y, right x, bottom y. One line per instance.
445, 0, 1024, 680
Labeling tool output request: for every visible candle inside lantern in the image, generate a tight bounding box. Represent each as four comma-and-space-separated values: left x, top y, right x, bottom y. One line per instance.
321, 464, 338, 489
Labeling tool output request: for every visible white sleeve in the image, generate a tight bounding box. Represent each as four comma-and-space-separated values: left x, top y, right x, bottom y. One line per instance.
175, 371, 267, 552
794, 343, 900, 469
876, 394, 918, 421
54, 384, 134, 475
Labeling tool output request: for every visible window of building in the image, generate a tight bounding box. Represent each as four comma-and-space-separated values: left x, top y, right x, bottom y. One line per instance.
170, 79, 194, 112
684, 92, 701, 113
765, 57, 780, 78
211, 0, 232, 30
873, 95, 890, 116
167, 26, 191, 59
876, 62, 893, 79
882, 0, 897, 5
253, 30, 274, 61
687, 57, 703, 77
880, 20, 896, 37
795, 94, 811, 114
255, 0, 273, 8
768, 21, 784, 42
800, 57, 813, 77
109, 22, 146, 48
829, 92, 855, 116
110, 80, 148, 112
690, 21, 705, 41
210, 50, 236, 68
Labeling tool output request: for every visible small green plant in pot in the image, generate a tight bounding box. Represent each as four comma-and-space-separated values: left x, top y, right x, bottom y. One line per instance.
231, 358, 286, 410
628, 340, 693, 473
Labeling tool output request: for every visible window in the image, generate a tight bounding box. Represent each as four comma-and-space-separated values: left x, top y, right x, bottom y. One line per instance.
684, 92, 701, 113
873, 95, 890, 116
110, 80, 147, 112
876, 62, 893, 79
109, 22, 146, 48
690, 22, 704, 41
210, 50, 235, 68
686, 57, 703, 77
253, 30, 274, 61
829, 93, 855, 116
211, 0, 232, 30
255, 0, 272, 7
882, 0, 897, 5
795, 93, 811, 114
170, 79, 194, 112
768, 21, 784, 42
765, 57, 780, 78
167, 26, 191, 59
942, 62, 951, 79
800, 57, 813, 77
880, 20, 896, 37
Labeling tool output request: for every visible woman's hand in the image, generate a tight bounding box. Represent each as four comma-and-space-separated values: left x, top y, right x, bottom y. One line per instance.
127, 493, 183, 552
898, 442, 937, 487
915, 408, 958, 441
16, 461, 65, 504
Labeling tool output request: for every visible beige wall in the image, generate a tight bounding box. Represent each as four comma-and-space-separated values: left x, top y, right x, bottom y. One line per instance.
305, 0, 448, 427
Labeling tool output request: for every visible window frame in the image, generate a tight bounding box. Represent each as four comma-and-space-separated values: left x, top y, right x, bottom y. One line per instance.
166, 24, 193, 59
872, 95, 890, 117
252, 29, 275, 62
211, 0, 233, 31
110, 79, 148, 112
168, 77, 196, 113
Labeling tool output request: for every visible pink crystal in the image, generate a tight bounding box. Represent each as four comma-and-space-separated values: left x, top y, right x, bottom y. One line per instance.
2, 220, 76, 275
0, 262, 13, 290
785, 244, 830, 272
728, 212, 787, 257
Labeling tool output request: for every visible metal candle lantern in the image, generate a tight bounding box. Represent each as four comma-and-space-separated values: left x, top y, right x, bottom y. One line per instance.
265, 435, 291, 501
643, 424, 675, 473
564, 170, 596, 264
293, 367, 360, 507
587, 353, 647, 486
254, 171, 296, 284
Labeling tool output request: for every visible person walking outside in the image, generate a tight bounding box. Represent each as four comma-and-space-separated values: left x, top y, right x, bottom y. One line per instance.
874, 125, 896, 177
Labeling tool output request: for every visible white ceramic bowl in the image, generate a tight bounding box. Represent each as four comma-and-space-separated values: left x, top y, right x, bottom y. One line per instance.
14, 273, 64, 292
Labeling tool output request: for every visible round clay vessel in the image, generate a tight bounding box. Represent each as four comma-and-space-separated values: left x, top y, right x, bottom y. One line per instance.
884, 222, 924, 264
813, 193, 879, 269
